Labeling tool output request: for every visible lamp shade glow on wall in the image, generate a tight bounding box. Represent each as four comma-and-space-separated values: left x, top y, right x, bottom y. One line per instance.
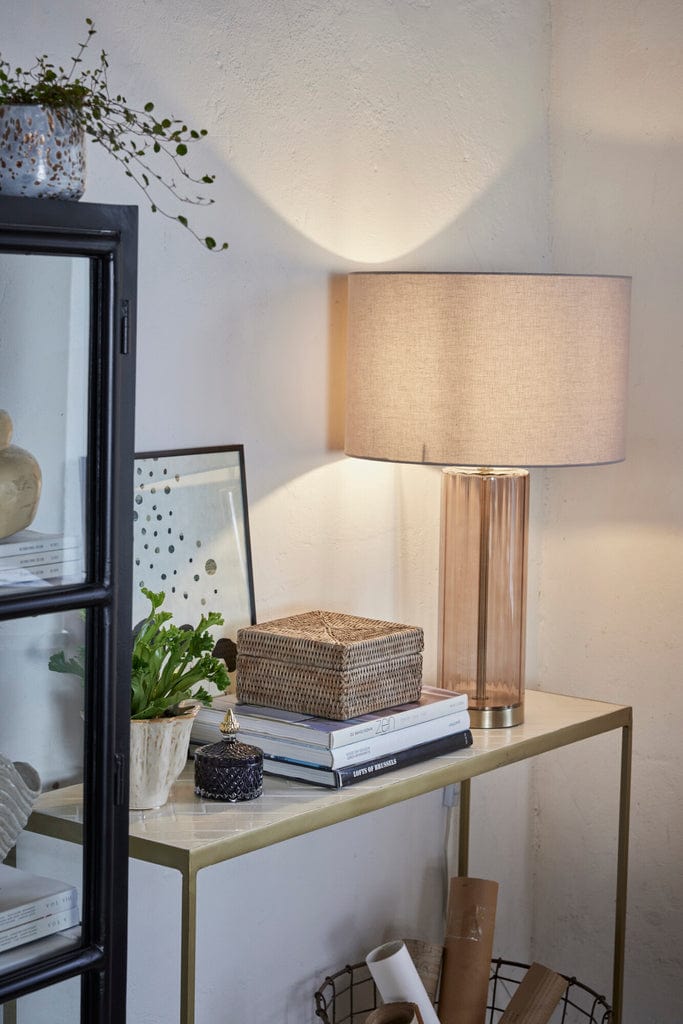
345, 273, 630, 726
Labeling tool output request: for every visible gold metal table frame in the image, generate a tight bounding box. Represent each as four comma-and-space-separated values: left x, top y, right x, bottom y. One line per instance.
24, 689, 632, 1024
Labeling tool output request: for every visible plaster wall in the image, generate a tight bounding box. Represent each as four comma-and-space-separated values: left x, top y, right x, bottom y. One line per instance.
531, 4, 683, 1021
17, 0, 683, 1021
2, 0, 549, 1018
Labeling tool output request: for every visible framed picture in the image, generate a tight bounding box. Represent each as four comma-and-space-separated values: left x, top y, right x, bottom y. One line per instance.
132, 445, 256, 686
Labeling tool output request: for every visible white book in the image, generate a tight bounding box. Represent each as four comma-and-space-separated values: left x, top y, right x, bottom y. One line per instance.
0, 530, 79, 558
262, 728, 474, 789
0, 559, 83, 587
0, 864, 78, 931
0, 546, 82, 571
0, 906, 80, 953
202, 708, 471, 768
194, 686, 469, 750
0, 925, 81, 973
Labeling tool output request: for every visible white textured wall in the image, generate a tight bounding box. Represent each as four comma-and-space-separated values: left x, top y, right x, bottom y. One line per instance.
533, 3, 683, 1022
21, 0, 679, 1020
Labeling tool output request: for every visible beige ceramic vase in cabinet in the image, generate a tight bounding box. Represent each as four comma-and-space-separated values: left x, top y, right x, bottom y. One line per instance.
0, 409, 42, 539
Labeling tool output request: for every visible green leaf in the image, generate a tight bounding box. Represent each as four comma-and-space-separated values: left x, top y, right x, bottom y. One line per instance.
48, 649, 86, 679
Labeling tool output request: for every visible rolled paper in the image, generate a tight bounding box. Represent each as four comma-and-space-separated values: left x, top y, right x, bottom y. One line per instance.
403, 939, 444, 1002
366, 940, 440, 1024
365, 1002, 423, 1024
438, 877, 499, 1024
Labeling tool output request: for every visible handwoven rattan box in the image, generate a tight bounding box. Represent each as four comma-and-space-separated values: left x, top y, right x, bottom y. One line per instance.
236, 610, 424, 720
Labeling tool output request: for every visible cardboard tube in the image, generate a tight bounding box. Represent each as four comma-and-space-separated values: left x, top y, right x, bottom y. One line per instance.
366, 941, 440, 1024
365, 1002, 424, 1024
498, 962, 568, 1023
438, 877, 499, 1024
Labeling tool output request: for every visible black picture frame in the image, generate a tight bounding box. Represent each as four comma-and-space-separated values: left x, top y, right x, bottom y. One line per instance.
132, 445, 256, 682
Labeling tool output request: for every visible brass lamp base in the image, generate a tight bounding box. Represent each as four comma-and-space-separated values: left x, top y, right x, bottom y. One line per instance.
468, 702, 525, 729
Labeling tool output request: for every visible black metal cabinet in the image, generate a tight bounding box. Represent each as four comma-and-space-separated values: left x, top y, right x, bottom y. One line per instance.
0, 198, 137, 1023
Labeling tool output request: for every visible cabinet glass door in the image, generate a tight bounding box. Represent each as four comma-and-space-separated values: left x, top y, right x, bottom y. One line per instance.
0, 198, 137, 1024
0, 607, 85, 984
0, 252, 89, 592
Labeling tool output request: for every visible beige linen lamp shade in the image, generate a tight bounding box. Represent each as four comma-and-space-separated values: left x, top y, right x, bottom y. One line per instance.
344, 272, 630, 726
345, 273, 630, 468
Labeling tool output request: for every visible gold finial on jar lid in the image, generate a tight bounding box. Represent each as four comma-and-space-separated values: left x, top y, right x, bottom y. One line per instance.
219, 707, 240, 736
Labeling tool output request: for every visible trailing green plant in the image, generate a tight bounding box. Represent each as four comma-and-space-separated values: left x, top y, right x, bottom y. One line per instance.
0, 18, 227, 252
49, 587, 230, 720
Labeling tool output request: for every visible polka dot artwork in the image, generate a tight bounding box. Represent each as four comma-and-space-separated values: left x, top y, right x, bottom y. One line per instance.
132, 448, 255, 692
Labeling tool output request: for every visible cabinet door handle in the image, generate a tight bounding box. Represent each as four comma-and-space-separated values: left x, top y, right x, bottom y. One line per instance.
114, 753, 127, 805
120, 300, 130, 355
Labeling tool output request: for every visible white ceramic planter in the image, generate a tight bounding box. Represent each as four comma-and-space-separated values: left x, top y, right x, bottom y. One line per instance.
129, 710, 197, 811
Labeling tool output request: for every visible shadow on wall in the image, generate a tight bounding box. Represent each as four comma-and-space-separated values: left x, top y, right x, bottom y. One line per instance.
173, 128, 552, 506
320, 134, 552, 474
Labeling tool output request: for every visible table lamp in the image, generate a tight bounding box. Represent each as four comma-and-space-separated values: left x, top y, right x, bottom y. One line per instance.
344, 273, 630, 727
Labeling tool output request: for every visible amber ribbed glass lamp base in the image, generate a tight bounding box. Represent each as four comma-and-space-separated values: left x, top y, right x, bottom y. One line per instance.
437, 468, 529, 727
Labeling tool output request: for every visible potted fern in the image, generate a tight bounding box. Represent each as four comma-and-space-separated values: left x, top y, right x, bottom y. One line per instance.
50, 587, 230, 809
0, 19, 227, 251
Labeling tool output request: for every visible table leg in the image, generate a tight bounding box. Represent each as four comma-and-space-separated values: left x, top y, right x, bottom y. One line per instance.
179, 866, 197, 1024
457, 778, 471, 876
612, 717, 632, 1024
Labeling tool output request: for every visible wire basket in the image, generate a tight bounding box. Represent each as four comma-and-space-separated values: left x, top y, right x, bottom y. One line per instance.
314, 958, 612, 1024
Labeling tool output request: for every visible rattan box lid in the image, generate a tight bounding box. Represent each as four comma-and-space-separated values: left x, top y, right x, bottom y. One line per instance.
236, 610, 423, 671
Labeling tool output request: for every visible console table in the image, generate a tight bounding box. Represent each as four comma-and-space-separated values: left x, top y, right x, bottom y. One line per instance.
26, 689, 632, 1024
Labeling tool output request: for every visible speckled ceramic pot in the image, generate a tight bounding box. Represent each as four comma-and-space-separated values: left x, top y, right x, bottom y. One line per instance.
0, 104, 86, 199
129, 708, 198, 811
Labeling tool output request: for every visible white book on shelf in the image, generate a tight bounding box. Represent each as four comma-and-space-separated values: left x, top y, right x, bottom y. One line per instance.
0, 559, 83, 587
0, 905, 80, 954
0, 864, 78, 931
201, 708, 471, 768
0, 546, 82, 571
0, 530, 80, 558
194, 686, 469, 750
0, 925, 81, 973
262, 728, 474, 788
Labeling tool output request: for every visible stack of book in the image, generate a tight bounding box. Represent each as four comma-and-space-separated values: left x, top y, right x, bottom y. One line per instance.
191, 686, 473, 789
0, 530, 82, 588
0, 864, 80, 967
